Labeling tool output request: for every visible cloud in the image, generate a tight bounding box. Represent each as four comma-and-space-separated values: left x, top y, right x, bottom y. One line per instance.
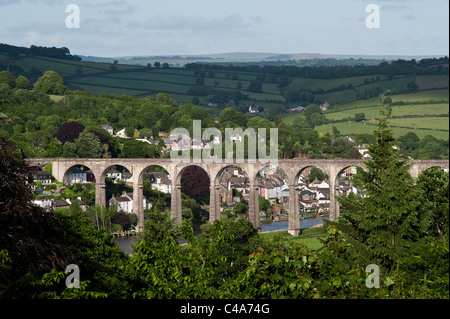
142, 14, 252, 32
402, 14, 417, 21
5, 0, 65, 4
97, 0, 136, 16
0, 0, 18, 4
8, 21, 65, 35
79, 16, 125, 35
381, 4, 412, 12
22, 31, 62, 45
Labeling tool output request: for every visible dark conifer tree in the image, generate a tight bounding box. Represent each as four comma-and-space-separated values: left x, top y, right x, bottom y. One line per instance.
331, 111, 429, 268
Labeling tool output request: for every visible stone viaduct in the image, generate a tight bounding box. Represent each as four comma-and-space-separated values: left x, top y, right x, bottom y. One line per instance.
26, 158, 449, 236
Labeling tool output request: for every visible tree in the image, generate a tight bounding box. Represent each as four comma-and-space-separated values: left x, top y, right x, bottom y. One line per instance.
33, 71, 67, 95
332, 126, 341, 143
383, 96, 392, 104
113, 211, 131, 230
293, 141, 301, 158
304, 104, 322, 121
398, 132, 420, 153
156, 92, 177, 107
355, 113, 366, 122
416, 168, 449, 237
154, 62, 161, 68
55, 122, 85, 144
0, 83, 12, 99
233, 201, 248, 215
15, 75, 31, 89
181, 166, 210, 204
0, 138, 77, 285
0, 71, 16, 88
121, 140, 160, 158
308, 167, 328, 182
406, 81, 419, 91
310, 113, 327, 126
159, 113, 173, 132
220, 107, 248, 128
259, 196, 271, 215
246, 116, 272, 130
334, 114, 428, 269
73, 131, 105, 158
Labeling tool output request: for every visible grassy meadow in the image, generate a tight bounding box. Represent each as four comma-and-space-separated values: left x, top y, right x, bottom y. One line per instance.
261, 226, 327, 251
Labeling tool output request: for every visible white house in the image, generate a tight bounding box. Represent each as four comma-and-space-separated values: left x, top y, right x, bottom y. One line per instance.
106, 168, 122, 180
68, 167, 87, 184
115, 128, 127, 138
355, 145, 371, 159
33, 198, 53, 211
109, 191, 151, 214
148, 172, 172, 194
100, 124, 114, 135
34, 171, 52, 185
248, 105, 259, 113
320, 101, 330, 111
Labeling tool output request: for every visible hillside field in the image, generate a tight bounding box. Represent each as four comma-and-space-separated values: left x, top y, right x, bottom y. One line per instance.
284, 88, 449, 140
4, 53, 447, 108
2, 49, 448, 141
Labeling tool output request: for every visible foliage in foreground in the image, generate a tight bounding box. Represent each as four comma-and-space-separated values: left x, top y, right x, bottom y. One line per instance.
0, 121, 448, 298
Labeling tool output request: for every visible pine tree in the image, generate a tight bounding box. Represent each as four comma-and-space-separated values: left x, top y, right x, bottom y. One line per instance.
330, 112, 428, 269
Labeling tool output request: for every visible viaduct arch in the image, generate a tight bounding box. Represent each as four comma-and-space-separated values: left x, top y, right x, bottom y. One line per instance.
26, 158, 449, 236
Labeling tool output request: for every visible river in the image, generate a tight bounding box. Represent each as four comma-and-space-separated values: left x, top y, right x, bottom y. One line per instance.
114, 217, 328, 254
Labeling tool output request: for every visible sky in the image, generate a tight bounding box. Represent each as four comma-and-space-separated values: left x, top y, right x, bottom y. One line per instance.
0, 0, 448, 58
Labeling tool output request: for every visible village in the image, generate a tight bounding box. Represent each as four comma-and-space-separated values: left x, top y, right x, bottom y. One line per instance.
30, 123, 366, 223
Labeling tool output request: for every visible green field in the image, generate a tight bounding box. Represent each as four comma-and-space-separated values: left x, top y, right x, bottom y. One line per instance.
388, 117, 449, 131
325, 103, 449, 121
390, 89, 449, 102
261, 226, 327, 251
315, 120, 449, 140
282, 88, 450, 140
416, 75, 449, 90
15, 55, 140, 77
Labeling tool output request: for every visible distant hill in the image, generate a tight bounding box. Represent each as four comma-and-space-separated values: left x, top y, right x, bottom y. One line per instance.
79, 52, 448, 70
79, 52, 444, 67
78, 52, 325, 65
